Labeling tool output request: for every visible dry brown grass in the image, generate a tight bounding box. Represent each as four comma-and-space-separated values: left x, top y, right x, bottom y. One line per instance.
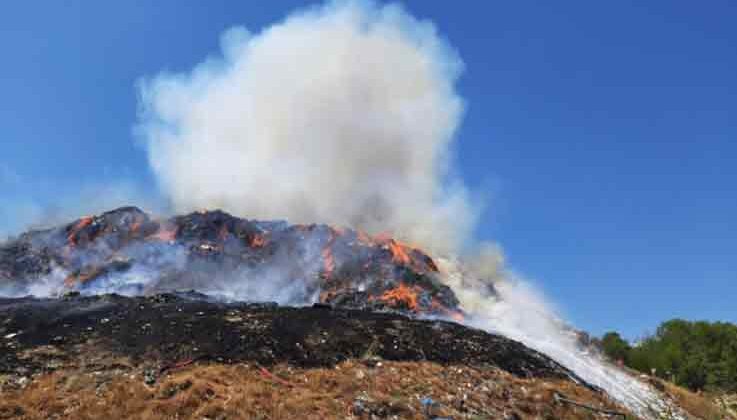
0, 361, 631, 419
653, 380, 734, 420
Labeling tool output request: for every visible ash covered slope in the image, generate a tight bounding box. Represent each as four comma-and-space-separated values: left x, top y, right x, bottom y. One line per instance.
0, 207, 460, 318
0, 292, 575, 382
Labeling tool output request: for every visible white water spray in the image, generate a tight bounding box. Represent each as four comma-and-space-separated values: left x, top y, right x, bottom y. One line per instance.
439, 253, 686, 419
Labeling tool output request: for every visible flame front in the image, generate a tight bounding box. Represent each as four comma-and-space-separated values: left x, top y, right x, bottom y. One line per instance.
67, 216, 93, 246
386, 240, 412, 266
64, 269, 98, 287
321, 230, 337, 278
432, 298, 465, 322
376, 283, 421, 311
250, 233, 266, 248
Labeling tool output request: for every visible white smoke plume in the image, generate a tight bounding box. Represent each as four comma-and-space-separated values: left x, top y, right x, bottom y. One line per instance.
137, 0, 474, 256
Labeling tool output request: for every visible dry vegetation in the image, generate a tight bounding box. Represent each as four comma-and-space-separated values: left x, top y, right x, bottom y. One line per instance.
0, 360, 630, 420
648, 378, 737, 420
608, 366, 737, 420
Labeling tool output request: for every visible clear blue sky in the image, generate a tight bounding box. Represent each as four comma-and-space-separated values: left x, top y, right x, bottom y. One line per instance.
1, 1, 735, 338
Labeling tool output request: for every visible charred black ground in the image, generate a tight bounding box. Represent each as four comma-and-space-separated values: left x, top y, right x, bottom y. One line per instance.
0, 292, 580, 383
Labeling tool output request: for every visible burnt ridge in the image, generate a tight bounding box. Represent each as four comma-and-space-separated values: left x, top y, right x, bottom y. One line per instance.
0, 206, 462, 318
0, 292, 579, 383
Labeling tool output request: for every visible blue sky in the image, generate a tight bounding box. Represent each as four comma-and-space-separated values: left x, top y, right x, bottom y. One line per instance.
1, 1, 735, 338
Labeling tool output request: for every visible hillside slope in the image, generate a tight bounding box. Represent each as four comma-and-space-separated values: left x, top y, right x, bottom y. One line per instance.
0, 293, 629, 419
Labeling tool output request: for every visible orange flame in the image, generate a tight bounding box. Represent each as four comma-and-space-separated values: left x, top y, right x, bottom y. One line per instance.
321, 229, 338, 278
63, 267, 100, 287
67, 216, 94, 246
376, 283, 420, 310
250, 233, 266, 248
372, 233, 422, 269
357, 231, 439, 273
431, 298, 465, 322
130, 220, 143, 234
387, 240, 412, 266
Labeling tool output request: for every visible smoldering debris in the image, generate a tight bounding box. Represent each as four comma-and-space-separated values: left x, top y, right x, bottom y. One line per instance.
0, 206, 462, 319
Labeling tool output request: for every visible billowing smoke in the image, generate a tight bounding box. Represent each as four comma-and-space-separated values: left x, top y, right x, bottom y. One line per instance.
137, 0, 475, 256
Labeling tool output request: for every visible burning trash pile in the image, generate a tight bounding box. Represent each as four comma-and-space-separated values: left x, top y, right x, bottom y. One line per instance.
0, 206, 462, 320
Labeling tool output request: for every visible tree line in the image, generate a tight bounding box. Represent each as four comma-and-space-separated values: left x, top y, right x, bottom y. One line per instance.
596, 319, 737, 393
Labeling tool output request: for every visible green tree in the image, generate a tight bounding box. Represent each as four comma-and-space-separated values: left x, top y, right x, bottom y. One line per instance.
599, 319, 737, 392
600, 331, 631, 363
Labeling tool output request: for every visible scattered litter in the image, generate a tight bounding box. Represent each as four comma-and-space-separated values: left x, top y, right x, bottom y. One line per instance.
143, 369, 157, 386
257, 365, 295, 387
